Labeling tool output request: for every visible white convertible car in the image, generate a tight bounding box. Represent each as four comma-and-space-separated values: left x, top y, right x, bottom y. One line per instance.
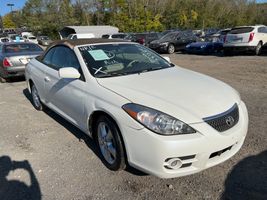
25, 39, 248, 178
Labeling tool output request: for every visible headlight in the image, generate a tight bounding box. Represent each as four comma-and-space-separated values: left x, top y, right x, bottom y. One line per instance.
186, 44, 190, 48
160, 42, 169, 46
200, 45, 206, 48
122, 103, 196, 135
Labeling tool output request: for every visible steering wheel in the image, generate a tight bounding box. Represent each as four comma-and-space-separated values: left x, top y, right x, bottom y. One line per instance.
126, 60, 140, 68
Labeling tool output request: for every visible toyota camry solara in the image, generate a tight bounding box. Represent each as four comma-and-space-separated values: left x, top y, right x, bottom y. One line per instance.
25, 39, 248, 178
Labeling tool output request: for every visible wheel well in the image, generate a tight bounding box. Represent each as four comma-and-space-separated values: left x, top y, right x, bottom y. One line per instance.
88, 111, 128, 162
89, 111, 120, 139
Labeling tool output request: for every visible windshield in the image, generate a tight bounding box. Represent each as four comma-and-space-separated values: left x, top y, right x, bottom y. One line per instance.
4, 43, 43, 53
79, 43, 172, 78
160, 32, 179, 40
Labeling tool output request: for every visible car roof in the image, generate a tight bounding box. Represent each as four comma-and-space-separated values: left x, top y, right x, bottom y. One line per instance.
233, 25, 266, 29
48, 39, 129, 49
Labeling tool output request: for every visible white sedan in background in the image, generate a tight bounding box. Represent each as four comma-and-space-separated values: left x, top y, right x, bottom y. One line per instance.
24, 35, 38, 44
25, 39, 248, 178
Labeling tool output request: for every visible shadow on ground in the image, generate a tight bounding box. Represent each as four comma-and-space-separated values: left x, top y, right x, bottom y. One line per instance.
0, 156, 41, 200
23, 88, 147, 177
222, 150, 267, 200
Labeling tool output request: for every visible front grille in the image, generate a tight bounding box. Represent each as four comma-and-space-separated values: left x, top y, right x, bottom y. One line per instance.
203, 104, 239, 132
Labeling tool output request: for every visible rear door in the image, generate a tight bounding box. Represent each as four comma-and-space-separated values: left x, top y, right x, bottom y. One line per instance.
226, 27, 254, 44
43, 46, 87, 128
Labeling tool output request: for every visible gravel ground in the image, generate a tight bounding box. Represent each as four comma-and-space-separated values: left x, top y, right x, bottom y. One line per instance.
0, 54, 266, 200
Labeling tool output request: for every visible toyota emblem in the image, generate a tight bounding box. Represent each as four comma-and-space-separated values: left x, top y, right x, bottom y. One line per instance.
226, 116, 235, 127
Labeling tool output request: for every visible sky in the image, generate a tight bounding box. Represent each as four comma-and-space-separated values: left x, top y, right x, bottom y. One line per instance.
0, 0, 267, 16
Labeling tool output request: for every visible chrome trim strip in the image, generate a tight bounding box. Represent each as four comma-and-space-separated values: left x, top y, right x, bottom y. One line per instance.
203, 103, 238, 121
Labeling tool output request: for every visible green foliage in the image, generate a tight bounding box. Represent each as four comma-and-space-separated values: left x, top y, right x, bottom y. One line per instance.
4, 0, 267, 38
2, 14, 16, 28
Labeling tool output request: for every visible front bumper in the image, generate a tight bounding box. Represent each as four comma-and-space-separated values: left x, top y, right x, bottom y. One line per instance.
2, 66, 25, 78
149, 45, 168, 53
120, 101, 248, 178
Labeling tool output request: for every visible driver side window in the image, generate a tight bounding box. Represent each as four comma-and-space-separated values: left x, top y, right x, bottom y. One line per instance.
49, 46, 80, 71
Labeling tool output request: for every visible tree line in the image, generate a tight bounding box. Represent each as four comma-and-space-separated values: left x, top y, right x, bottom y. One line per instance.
2, 0, 267, 39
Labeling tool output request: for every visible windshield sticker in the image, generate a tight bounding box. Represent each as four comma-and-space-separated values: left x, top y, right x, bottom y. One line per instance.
88, 49, 110, 61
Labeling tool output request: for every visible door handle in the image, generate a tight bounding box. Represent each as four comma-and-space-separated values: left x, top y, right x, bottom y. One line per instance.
44, 76, 51, 82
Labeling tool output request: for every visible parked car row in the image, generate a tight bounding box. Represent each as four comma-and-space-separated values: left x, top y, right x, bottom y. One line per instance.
0, 31, 53, 47
99, 25, 267, 56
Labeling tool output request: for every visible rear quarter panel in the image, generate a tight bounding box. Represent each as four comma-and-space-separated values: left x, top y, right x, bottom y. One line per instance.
26, 58, 46, 102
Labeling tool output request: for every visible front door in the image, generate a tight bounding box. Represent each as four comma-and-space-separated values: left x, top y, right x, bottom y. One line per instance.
43, 46, 87, 129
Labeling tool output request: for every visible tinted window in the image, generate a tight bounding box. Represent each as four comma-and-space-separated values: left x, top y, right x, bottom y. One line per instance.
220, 30, 231, 35
111, 34, 126, 39
50, 46, 80, 70
160, 32, 179, 40
1, 38, 9, 42
258, 27, 267, 33
43, 47, 56, 65
102, 35, 110, 39
229, 27, 254, 34
4, 43, 43, 53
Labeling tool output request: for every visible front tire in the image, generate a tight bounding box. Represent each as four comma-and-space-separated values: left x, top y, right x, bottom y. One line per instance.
167, 44, 175, 54
95, 115, 126, 171
31, 84, 44, 111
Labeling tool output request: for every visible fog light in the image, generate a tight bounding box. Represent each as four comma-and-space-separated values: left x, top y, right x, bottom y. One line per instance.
165, 158, 183, 170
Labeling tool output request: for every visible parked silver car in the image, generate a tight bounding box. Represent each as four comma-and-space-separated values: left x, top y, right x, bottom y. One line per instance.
0, 42, 43, 82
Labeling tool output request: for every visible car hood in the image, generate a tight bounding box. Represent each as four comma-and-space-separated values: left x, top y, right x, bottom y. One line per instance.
97, 67, 240, 124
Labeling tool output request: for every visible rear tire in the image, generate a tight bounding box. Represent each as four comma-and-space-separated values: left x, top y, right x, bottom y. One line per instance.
0, 77, 7, 83
31, 84, 44, 111
167, 44, 175, 54
95, 115, 126, 171
255, 42, 262, 56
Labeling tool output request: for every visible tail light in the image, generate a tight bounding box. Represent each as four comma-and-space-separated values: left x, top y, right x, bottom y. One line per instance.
248, 32, 254, 42
3, 57, 12, 67
138, 38, 145, 45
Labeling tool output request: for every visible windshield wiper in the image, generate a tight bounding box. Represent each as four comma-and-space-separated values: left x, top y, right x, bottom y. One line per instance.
131, 66, 168, 74
93, 67, 107, 75
96, 66, 173, 78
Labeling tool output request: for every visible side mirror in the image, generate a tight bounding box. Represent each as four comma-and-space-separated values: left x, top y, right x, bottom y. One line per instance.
163, 56, 171, 63
59, 67, 80, 79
